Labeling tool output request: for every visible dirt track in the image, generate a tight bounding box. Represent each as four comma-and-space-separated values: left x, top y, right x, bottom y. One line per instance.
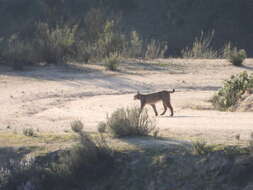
0, 59, 253, 145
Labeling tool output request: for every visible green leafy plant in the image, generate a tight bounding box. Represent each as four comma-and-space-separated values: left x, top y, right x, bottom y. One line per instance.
36, 22, 77, 64
212, 72, 253, 110
1, 35, 38, 69
228, 49, 247, 66
96, 20, 125, 58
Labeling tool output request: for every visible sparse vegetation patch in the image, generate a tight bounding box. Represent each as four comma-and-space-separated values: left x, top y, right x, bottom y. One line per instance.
105, 106, 157, 138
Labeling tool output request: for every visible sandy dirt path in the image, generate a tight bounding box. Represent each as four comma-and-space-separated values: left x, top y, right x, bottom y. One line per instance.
0, 59, 253, 145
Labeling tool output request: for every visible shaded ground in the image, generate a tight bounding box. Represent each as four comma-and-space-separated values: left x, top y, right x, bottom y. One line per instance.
0, 59, 253, 146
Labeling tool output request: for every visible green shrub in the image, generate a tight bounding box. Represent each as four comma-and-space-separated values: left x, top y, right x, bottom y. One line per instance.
96, 20, 125, 58
104, 52, 121, 71
223, 42, 247, 66
222, 42, 234, 59
23, 128, 35, 137
122, 30, 144, 58
36, 23, 77, 64
97, 122, 107, 133
84, 8, 107, 43
74, 41, 93, 63
181, 30, 219, 59
144, 39, 168, 59
0, 35, 38, 69
70, 120, 84, 133
228, 49, 247, 66
105, 106, 156, 138
212, 72, 253, 111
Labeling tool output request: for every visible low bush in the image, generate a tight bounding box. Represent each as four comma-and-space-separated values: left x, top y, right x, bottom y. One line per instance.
70, 120, 84, 133
104, 52, 121, 71
181, 30, 219, 59
228, 49, 247, 66
223, 42, 247, 66
144, 39, 168, 59
212, 72, 253, 111
105, 106, 156, 138
23, 128, 35, 137
97, 121, 107, 133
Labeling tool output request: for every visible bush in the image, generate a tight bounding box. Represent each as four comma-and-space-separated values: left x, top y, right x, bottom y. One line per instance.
36, 22, 78, 64
144, 39, 168, 59
70, 120, 84, 133
97, 122, 107, 133
23, 128, 35, 137
212, 72, 253, 111
223, 42, 247, 66
0, 35, 38, 69
105, 106, 156, 138
122, 30, 143, 58
84, 8, 107, 43
222, 42, 234, 59
181, 30, 219, 59
104, 52, 121, 71
228, 49, 247, 66
96, 20, 125, 58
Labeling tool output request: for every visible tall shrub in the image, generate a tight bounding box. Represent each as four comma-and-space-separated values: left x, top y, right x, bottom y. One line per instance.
36, 23, 78, 64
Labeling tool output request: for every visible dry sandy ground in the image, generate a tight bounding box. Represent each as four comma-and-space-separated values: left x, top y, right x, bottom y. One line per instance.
0, 59, 253, 145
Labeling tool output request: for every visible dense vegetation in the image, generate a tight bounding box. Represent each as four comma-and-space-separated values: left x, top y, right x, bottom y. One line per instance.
212, 72, 253, 111
2, 129, 253, 190
0, 0, 252, 64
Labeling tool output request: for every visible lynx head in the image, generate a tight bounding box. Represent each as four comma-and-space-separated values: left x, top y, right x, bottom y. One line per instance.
134, 91, 141, 100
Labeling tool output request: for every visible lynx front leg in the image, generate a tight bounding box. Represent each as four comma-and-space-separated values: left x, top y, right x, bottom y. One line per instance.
151, 104, 158, 116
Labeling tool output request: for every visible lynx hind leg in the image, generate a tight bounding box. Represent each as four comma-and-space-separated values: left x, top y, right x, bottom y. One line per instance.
140, 101, 146, 112
160, 101, 167, 115
166, 102, 174, 117
151, 104, 158, 116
